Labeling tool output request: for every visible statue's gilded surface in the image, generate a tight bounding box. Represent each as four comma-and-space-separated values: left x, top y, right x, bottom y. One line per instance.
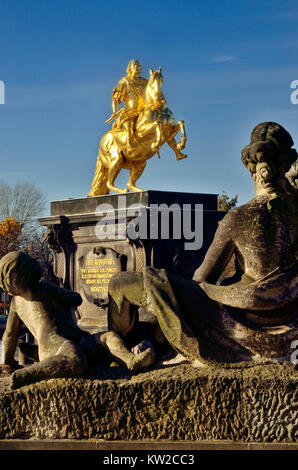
89, 59, 187, 196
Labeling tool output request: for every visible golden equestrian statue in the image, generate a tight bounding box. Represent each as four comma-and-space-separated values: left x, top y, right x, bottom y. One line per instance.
88, 59, 187, 195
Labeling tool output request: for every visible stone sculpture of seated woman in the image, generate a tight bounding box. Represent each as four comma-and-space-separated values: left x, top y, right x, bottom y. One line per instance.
106, 121, 298, 367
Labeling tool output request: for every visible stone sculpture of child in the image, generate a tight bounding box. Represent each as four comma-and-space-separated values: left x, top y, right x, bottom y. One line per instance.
0, 251, 154, 388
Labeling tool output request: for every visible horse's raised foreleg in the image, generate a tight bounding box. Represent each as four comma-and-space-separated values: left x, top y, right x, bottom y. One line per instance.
127, 161, 147, 192
167, 134, 187, 161
166, 121, 187, 160
176, 120, 187, 151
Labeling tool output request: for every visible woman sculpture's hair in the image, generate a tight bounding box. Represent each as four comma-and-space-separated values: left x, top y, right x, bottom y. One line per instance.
0, 251, 42, 293
241, 122, 298, 175
286, 160, 298, 188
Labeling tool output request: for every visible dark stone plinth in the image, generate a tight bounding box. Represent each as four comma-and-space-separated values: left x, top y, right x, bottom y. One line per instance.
0, 363, 297, 441
39, 191, 223, 331
50, 190, 218, 216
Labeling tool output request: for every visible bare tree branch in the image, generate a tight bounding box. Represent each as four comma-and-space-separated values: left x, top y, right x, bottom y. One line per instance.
0, 180, 50, 275
0, 180, 46, 231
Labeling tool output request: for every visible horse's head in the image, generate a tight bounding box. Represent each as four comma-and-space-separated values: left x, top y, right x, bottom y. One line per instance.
145, 68, 165, 107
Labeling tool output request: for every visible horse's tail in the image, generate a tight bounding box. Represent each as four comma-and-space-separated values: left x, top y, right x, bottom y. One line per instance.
88, 155, 109, 196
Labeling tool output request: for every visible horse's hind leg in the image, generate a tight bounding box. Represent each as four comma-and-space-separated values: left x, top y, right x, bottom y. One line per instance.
127, 161, 147, 192
107, 152, 129, 194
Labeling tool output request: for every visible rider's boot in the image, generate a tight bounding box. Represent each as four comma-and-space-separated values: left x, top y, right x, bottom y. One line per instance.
126, 136, 134, 152
125, 121, 136, 152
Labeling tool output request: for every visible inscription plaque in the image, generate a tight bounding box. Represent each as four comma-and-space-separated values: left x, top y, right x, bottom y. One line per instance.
75, 246, 123, 329
80, 250, 119, 296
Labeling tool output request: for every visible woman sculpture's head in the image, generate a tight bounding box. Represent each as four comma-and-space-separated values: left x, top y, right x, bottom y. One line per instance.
241, 122, 297, 176
0, 251, 42, 296
241, 122, 298, 195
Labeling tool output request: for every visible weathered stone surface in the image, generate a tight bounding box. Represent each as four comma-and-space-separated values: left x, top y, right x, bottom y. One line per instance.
0, 363, 297, 442
242, 365, 298, 441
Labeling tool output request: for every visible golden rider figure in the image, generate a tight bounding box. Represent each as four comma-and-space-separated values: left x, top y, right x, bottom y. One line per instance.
110, 59, 148, 151
88, 60, 187, 195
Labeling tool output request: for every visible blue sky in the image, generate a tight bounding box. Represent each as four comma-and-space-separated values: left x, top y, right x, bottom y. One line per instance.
0, 0, 298, 214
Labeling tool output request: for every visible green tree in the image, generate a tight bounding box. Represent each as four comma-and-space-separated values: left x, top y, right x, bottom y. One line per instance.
217, 190, 238, 211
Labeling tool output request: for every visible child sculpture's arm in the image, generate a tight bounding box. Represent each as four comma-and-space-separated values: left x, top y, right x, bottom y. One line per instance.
1, 298, 22, 368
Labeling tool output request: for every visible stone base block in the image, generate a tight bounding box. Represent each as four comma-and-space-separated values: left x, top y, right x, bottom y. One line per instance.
39, 191, 222, 330
0, 363, 297, 441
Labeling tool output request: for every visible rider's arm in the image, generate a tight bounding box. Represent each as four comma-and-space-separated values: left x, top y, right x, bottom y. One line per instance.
112, 79, 126, 113
1, 297, 22, 366
193, 211, 236, 284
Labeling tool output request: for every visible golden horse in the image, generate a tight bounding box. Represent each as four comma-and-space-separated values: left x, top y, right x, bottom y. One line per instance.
89, 68, 187, 195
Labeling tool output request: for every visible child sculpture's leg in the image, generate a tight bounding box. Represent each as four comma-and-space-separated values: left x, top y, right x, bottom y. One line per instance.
80, 326, 155, 372
98, 331, 155, 371
10, 341, 88, 389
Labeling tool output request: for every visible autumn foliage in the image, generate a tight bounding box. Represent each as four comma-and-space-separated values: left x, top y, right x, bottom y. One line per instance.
0, 217, 21, 258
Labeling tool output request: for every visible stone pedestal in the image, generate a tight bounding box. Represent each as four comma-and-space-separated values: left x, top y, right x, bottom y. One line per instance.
0, 363, 297, 441
39, 191, 223, 331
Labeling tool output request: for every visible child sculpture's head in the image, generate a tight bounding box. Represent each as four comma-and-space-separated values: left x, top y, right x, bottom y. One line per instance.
0, 251, 42, 296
